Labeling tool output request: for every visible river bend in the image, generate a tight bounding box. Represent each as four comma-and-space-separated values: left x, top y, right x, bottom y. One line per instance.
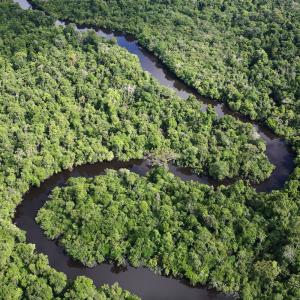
12, 0, 295, 299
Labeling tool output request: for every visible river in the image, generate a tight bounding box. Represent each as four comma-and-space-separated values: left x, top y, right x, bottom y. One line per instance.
12, 0, 295, 299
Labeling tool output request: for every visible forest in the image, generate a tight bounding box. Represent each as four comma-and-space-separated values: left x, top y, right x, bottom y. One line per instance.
31, 0, 300, 141
37, 167, 300, 298
0, 0, 299, 299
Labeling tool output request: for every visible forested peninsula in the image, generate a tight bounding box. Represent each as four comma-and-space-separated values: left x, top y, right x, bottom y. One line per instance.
0, 0, 299, 299
37, 167, 300, 298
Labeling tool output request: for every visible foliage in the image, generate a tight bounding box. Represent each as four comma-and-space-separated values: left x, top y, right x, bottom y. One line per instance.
0, 220, 67, 300
0, 1, 298, 299
0, 0, 273, 221
31, 0, 300, 140
37, 167, 300, 298
64, 277, 139, 300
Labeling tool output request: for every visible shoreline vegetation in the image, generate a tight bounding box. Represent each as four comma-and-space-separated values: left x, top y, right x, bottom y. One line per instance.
31, 0, 300, 142
0, 0, 299, 299
36, 167, 299, 298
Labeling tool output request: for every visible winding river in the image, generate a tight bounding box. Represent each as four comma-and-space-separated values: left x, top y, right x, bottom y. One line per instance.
12, 0, 295, 299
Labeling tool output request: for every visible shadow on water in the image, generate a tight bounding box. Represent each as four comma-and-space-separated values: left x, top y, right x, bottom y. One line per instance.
12, 0, 295, 298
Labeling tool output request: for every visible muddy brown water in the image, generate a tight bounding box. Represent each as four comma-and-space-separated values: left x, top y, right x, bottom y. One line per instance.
12, 0, 295, 299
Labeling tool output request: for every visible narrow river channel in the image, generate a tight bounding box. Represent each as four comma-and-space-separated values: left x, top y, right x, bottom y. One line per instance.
12, 0, 295, 299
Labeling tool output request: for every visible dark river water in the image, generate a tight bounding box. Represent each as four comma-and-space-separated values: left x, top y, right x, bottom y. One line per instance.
12, 0, 295, 299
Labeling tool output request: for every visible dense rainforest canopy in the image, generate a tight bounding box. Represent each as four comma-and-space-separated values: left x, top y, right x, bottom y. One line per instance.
37, 167, 300, 298
31, 0, 300, 140
0, 0, 299, 299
